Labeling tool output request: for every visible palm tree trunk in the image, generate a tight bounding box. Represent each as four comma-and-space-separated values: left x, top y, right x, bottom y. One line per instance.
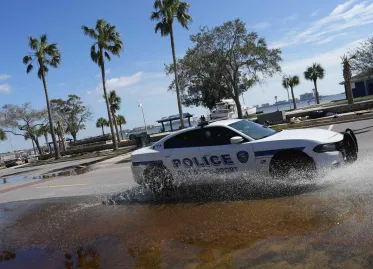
290, 86, 297, 109
113, 114, 121, 143
44, 134, 49, 145
313, 80, 320, 104
286, 88, 291, 109
61, 133, 66, 151
345, 81, 354, 105
99, 48, 118, 151
40, 63, 61, 159
119, 124, 123, 140
34, 138, 42, 155
101, 126, 105, 136
169, 23, 185, 129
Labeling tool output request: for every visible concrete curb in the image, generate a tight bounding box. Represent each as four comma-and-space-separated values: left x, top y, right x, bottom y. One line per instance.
283, 114, 373, 130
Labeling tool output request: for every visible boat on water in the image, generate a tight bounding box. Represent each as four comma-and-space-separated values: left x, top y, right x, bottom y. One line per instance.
209, 99, 256, 120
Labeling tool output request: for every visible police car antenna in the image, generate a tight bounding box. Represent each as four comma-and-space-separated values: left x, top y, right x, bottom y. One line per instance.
198, 115, 209, 127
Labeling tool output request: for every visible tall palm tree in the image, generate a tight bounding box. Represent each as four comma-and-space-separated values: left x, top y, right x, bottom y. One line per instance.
151, 0, 192, 129
96, 117, 109, 136
23, 34, 61, 159
304, 63, 325, 104
55, 121, 66, 152
108, 90, 121, 142
341, 54, 355, 105
82, 19, 123, 151
282, 75, 300, 109
117, 115, 126, 140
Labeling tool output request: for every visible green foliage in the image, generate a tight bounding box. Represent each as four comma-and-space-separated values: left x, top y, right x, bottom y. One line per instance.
0, 129, 6, 141
107, 90, 121, 114
304, 63, 325, 82
96, 117, 109, 128
166, 18, 282, 115
151, 0, 192, 36
23, 35, 60, 79
351, 37, 373, 76
82, 19, 123, 68
282, 75, 300, 109
50, 95, 93, 139
116, 115, 126, 125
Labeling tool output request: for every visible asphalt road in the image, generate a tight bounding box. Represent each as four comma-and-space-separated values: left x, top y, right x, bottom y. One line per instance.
0, 118, 372, 204
1, 118, 373, 268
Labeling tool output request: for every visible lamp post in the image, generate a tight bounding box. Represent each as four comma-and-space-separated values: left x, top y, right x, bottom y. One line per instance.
275, 96, 279, 111
138, 101, 148, 134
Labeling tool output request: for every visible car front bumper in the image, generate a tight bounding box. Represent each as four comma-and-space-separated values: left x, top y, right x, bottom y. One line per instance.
312, 151, 345, 171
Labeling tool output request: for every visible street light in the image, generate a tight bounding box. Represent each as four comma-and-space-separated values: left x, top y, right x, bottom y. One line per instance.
138, 101, 148, 134
275, 96, 279, 111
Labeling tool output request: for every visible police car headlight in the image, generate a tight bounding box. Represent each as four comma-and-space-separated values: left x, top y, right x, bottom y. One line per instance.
313, 143, 337, 153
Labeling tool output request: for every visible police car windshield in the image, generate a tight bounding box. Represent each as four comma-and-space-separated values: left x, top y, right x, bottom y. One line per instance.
229, 120, 276, 140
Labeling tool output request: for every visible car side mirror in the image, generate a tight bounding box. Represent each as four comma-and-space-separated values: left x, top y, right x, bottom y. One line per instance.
230, 136, 244, 144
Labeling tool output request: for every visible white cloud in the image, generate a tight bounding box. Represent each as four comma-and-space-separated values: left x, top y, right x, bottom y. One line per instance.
58, 82, 65, 87
0, 84, 11, 93
0, 74, 11, 81
315, 32, 350, 45
106, 72, 142, 90
283, 13, 299, 23
271, 0, 373, 48
311, 9, 321, 17
252, 22, 271, 29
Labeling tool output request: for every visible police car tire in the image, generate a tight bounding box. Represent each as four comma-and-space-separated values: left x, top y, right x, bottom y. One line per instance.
344, 132, 358, 163
270, 152, 316, 180
143, 165, 173, 193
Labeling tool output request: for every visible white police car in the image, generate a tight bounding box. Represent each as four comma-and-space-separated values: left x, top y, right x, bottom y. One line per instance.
131, 119, 358, 190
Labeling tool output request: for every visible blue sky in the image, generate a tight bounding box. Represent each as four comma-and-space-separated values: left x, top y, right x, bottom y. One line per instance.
0, 0, 372, 152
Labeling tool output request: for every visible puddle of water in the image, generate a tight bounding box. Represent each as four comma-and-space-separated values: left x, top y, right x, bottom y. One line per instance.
2, 156, 373, 268
0, 175, 41, 185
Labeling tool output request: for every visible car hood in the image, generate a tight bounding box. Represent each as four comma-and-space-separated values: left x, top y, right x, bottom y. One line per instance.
261, 128, 343, 143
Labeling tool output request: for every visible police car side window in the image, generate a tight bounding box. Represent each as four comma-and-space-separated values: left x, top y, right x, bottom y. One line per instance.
202, 127, 242, 146
164, 130, 203, 149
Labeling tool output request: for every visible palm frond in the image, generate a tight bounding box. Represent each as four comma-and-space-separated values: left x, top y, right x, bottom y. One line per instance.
106, 43, 122, 56
26, 64, 33, 73
151, 11, 161, 21
90, 45, 99, 64
37, 68, 43, 79
81, 25, 98, 40
40, 34, 48, 44
23, 55, 32, 64
104, 51, 111, 61
28, 36, 39, 50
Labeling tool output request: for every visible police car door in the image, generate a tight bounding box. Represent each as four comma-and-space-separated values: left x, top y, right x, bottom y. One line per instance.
161, 129, 205, 180
198, 126, 255, 174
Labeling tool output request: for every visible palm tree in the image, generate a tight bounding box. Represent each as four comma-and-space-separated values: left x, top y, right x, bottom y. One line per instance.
117, 115, 126, 140
282, 75, 300, 109
304, 63, 325, 104
23, 34, 61, 159
281, 76, 292, 110
151, 0, 192, 129
96, 117, 109, 136
341, 54, 355, 105
82, 19, 123, 151
107, 90, 121, 142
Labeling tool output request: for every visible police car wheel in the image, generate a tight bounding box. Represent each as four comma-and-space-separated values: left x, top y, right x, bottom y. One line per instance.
143, 165, 173, 193
270, 152, 316, 180
344, 132, 358, 163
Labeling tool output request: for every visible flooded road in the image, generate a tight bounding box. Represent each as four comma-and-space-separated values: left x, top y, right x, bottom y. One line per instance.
1, 156, 373, 268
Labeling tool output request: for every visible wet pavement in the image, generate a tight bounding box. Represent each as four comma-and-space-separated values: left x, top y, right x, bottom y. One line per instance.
1, 157, 373, 268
